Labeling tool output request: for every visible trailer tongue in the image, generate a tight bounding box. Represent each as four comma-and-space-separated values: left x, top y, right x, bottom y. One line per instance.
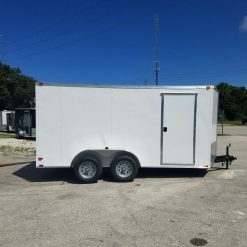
215, 144, 237, 169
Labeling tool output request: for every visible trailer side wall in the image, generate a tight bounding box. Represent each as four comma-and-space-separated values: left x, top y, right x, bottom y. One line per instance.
36, 85, 216, 169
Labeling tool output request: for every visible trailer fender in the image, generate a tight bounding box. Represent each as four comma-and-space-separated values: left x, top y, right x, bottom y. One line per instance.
70, 150, 102, 168
70, 150, 141, 168
109, 151, 141, 168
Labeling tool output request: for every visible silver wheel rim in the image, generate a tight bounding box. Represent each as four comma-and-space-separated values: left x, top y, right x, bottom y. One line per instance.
79, 161, 97, 179
116, 160, 133, 178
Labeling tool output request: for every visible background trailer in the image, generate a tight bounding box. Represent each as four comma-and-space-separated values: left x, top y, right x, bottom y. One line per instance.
36, 84, 227, 182
15, 108, 36, 138
0, 110, 15, 132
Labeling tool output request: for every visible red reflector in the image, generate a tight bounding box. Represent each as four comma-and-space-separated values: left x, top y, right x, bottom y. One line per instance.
206, 86, 214, 90
38, 157, 43, 161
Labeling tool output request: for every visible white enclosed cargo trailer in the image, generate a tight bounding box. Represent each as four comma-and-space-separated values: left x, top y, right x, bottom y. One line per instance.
15, 108, 36, 138
36, 83, 219, 182
0, 110, 15, 132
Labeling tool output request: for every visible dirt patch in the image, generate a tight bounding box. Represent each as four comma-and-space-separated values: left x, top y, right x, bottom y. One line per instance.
0, 145, 35, 154
0, 138, 35, 154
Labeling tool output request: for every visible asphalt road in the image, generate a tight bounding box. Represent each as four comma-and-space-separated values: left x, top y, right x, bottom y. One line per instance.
0, 126, 246, 247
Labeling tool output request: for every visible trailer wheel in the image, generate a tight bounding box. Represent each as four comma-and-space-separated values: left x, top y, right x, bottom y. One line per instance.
73, 156, 103, 183
110, 155, 139, 182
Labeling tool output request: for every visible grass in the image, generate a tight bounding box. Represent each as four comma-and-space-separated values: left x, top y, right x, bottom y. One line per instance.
0, 132, 15, 139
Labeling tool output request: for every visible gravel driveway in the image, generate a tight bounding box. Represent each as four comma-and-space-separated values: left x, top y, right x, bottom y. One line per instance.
0, 138, 35, 166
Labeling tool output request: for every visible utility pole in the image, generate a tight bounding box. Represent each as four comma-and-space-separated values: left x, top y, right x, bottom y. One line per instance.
154, 13, 160, 86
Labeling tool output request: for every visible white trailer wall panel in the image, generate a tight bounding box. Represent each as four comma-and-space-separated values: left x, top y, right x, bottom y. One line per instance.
60, 87, 112, 165
36, 85, 217, 169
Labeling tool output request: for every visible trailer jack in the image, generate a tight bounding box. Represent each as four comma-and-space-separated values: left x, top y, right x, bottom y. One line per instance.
215, 144, 237, 169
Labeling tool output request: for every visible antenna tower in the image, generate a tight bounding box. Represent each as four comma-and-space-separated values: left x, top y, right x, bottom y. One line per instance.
154, 14, 160, 86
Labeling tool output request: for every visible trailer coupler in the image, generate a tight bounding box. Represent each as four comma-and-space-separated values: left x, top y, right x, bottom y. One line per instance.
215, 144, 237, 169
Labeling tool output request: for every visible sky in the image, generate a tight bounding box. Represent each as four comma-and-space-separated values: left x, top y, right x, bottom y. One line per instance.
0, 0, 247, 86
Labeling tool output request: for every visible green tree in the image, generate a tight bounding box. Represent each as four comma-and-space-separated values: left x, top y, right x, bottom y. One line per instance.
217, 82, 247, 120
0, 62, 36, 110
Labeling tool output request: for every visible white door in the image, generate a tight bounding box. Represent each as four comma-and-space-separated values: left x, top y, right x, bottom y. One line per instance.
161, 93, 197, 165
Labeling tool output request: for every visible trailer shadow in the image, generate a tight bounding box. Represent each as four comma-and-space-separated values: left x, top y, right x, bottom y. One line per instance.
208, 166, 229, 171
13, 162, 77, 183
13, 162, 207, 183
138, 168, 207, 178
103, 168, 207, 182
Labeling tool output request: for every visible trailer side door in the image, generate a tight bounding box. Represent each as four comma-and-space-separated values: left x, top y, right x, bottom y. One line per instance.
161, 93, 197, 165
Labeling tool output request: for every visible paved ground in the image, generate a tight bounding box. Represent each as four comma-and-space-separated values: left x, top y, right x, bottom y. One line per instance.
217, 125, 247, 136
0, 126, 246, 247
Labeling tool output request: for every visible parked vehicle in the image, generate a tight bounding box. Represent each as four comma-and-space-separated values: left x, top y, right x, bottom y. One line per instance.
15, 108, 36, 138
36, 83, 235, 183
0, 110, 15, 132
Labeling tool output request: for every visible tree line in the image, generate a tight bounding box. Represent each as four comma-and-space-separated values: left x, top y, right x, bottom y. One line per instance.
0, 62, 246, 120
217, 83, 247, 120
0, 62, 35, 110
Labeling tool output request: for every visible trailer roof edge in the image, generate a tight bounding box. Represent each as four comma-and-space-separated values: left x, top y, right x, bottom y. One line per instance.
36, 82, 215, 90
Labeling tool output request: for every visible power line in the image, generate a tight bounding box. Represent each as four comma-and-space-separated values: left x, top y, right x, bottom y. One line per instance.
162, 69, 247, 83
162, 67, 247, 81
8, 13, 152, 62
9, 4, 128, 55
163, 64, 247, 78
10, 0, 109, 45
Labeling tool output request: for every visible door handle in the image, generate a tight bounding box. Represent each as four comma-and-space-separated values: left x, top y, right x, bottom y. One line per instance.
163, 127, 168, 132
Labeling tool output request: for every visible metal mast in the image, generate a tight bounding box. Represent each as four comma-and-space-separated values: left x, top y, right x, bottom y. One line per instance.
154, 14, 160, 86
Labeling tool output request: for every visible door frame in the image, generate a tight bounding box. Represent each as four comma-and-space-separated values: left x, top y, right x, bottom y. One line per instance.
160, 93, 198, 165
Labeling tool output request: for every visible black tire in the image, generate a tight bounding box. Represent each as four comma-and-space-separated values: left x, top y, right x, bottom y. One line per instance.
73, 155, 103, 183
110, 155, 139, 182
